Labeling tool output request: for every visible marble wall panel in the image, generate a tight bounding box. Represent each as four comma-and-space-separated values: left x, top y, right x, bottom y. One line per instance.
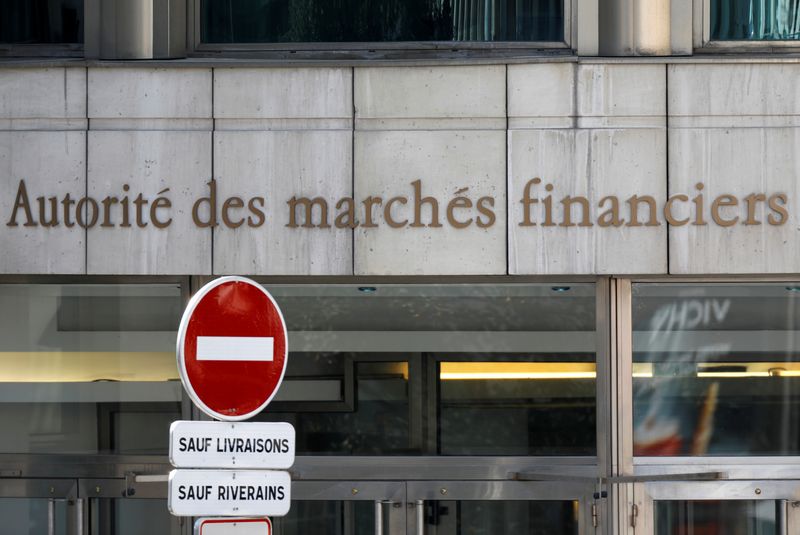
669, 127, 800, 274
214, 68, 352, 130
669, 63, 800, 273
577, 63, 666, 128
213, 130, 353, 275
669, 64, 800, 127
354, 130, 506, 275
508, 63, 576, 129
0, 68, 85, 129
355, 66, 505, 130
0, 131, 86, 274
88, 68, 212, 129
86, 130, 212, 274
354, 66, 506, 275
509, 128, 667, 274
509, 63, 668, 274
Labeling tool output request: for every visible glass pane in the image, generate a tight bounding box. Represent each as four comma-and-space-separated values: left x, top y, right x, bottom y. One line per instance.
200, 0, 564, 43
439, 360, 595, 455
0, 284, 183, 454
0, 0, 83, 43
0, 498, 67, 535
271, 284, 595, 333
655, 500, 777, 535
633, 284, 800, 456
108, 499, 182, 535
711, 0, 800, 40
424, 500, 578, 535
275, 501, 374, 535
257, 283, 595, 456
258, 358, 411, 454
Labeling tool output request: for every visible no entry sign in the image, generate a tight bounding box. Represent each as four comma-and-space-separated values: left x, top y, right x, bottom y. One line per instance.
177, 276, 288, 421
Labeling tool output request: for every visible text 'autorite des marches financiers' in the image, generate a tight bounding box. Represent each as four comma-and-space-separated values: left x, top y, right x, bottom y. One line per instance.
5, 178, 789, 230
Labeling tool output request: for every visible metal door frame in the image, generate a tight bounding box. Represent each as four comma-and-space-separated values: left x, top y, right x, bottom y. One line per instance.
290, 481, 407, 535
616, 277, 800, 535
406, 480, 598, 535
78, 476, 187, 535
631, 479, 800, 534
0, 477, 83, 535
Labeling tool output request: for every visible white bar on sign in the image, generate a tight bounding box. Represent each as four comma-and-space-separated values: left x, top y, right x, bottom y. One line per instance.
197, 336, 274, 361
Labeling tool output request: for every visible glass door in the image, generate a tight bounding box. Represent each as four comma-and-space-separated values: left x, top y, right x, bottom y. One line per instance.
279, 481, 406, 535
0, 478, 81, 535
407, 480, 596, 535
633, 480, 800, 535
79, 476, 181, 535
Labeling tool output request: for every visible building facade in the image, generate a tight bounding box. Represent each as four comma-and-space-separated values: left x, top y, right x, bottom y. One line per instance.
2, 1, 800, 534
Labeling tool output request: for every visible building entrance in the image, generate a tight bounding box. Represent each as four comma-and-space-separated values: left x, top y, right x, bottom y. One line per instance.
9, 278, 800, 534
0, 280, 602, 534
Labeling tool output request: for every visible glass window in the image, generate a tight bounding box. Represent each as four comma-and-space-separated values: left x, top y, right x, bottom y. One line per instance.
200, 0, 564, 43
633, 284, 800, 456
438, 358, 596, 455
423, 500, 579, 534
0, 498, 68, 535
655, 500, 777, 534
101, 500, 182, 535
255, 283, 596, 456
0, 283, 183, 455
259, 357, 412, 455
711, 0, 800, 40
273, 501, 374, 535
0, 0, 83, 44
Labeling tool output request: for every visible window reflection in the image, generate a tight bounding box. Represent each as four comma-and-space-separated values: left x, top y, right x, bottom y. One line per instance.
257, 283, 596, 456
109, 500, 182, 535
0, 498, 67, 535
633, 284, 800, 456
273, 501, 374, 535
711, 0, 800, 40
258, 358, 412, 455
656, 500, 777, 535
0, 284, 182, 455
439, 359, 596, 455
425, 500, 579, 535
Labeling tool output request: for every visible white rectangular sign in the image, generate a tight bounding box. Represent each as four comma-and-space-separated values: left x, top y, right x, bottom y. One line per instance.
197, 336, 274, 361
169, 469, 291, 517
170, 421, 295, 469
195, 517, 271, 535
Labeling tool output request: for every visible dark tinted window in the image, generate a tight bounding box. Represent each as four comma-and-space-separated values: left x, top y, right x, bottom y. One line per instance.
257, 284, 596, 456
0, 0, 83, 44
201, 0, 563, 43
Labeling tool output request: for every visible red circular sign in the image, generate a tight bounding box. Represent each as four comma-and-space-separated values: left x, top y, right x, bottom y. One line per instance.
177, 277, 288, 421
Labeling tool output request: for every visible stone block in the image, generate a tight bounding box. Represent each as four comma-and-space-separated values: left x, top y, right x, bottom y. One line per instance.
0, 131, 86, 274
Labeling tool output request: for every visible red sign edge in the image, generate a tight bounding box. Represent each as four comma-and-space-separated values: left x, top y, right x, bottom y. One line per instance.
176, 276, 289, 422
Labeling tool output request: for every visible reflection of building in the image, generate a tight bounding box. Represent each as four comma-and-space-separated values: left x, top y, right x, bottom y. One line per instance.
2, 1, 800, 534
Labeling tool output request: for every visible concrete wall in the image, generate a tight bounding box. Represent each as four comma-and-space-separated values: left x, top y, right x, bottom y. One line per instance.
1, 61, 798, 276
